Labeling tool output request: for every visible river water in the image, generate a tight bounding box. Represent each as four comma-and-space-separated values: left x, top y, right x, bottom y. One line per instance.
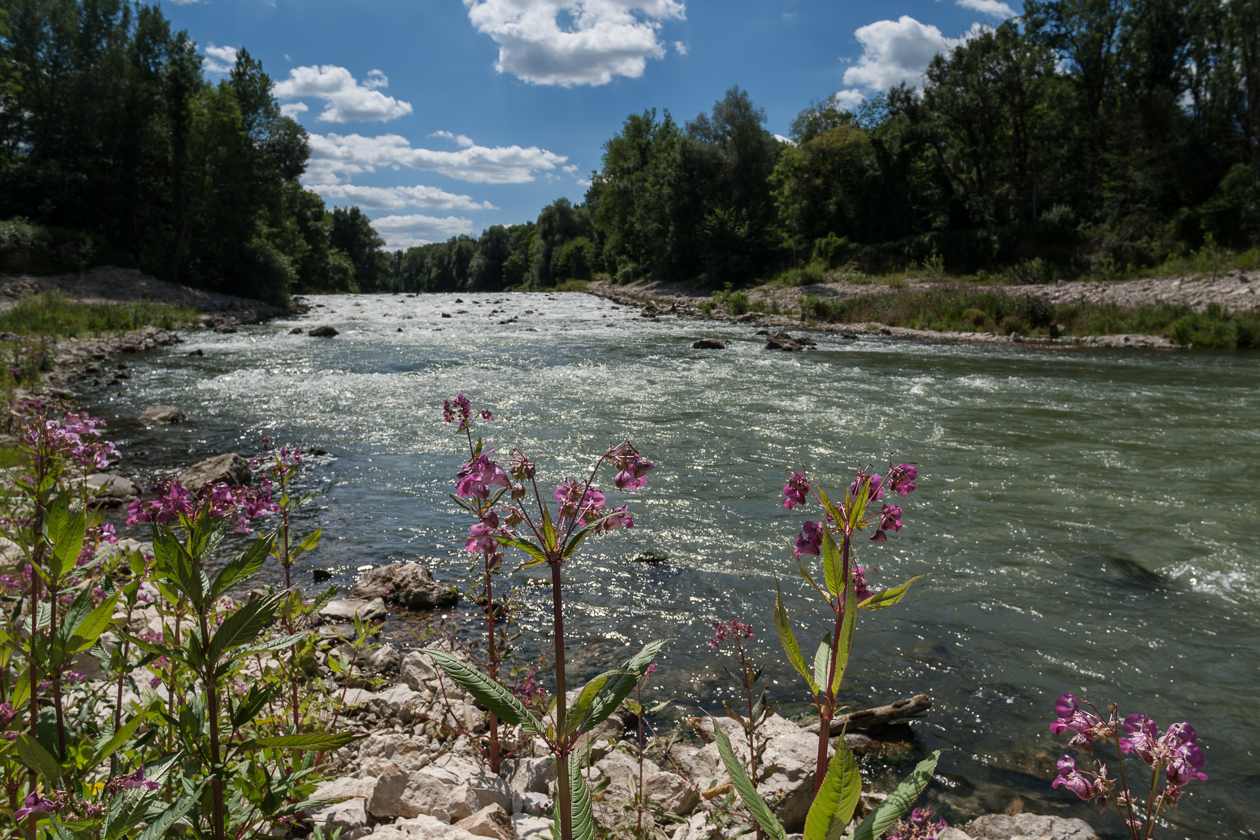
82, 292, 1260, 838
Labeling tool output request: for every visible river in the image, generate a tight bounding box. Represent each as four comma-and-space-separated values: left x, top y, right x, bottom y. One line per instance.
82, 292, 1260, 838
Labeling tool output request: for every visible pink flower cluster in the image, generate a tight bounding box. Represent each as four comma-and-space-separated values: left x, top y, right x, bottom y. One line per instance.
1050, 693, 1207, 816
23, 409, 118, 469
706, 619, 755, 649
127, 478, 279, 533
887, 807, 949, 840
443, 393, 493, 431
785, 460, 918, 559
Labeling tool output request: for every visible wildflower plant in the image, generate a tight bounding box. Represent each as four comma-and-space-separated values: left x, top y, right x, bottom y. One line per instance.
425, 395, 664, 840
712, 461, 940, 840
1049, 694, 1206, 839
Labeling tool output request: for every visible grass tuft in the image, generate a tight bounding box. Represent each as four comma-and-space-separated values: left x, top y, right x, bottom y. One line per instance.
0, 291, 198, 338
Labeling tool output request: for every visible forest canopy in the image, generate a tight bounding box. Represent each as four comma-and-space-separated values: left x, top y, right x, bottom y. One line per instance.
3, 0, 1259, 298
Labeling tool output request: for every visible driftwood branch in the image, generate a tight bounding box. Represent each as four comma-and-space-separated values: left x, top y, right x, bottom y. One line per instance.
804, 693, 933, 736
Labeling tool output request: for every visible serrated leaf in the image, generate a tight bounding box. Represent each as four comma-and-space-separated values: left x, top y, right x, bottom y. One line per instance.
297, 528, 322, 553
209, 534, 274, 602
207, 593, 283, 663
499, 536, 550, 569
16, 733, 61, 785
565, 671, 615, 737
134, 789, 199, 840
832, 583, 858, 696
858, 576, 926, 612
87, 713, 145, 773
422, 649, 544, 737
583, 639, 665, 732
66, 593, 119, 655
813, 635, 831, 693
821, 530, 842, 599
852, 751, 941, 840
569, 753, 597, 840
775, 580, 817, 695
711, 717, 787, 840
804, 740, 862, 840
248, 732, 358, 750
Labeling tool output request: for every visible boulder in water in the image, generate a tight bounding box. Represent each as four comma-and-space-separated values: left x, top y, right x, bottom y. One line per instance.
177, 453, 251, 490
137, 405, 185, 426
309, 325, 339, 337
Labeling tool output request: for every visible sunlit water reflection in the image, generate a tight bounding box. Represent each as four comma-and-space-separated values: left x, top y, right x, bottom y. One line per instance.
83, 292, 1260, 838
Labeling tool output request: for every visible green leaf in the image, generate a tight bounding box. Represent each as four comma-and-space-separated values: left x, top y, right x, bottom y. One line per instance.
207, 593, 283, 663
711, 718, 787, 840
774, 581, 817, 695
248, 732, 359, 750
153, 526, 203, 611
134, 789, 200, 840
569, 754, 597, 840
44, 494, 86, 584
238, 631, 310, 656
821, 530, 842, 600
307, 584, 340, 617
103, 788, 151, 840
858, 576, 926, 612
87, 712, 146, 774
541, 507, 556, 552
65, 593, 119, 655
209, 534, 275, 602
560, 521, 602, 560
583, 639, 665, 732
498, 536, 550, 570
813, 635, 831, 693
804, 741, 862, 840
832, 583, 858, 696
852, 751, 941, 840
230, 685, 276, 730
297, 528, 323, 553
565, 671, 616, 737
422, 649, 544, 737
15, 733, 61, 785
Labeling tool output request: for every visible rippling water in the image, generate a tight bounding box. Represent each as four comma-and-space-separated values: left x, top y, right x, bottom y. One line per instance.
82, 293, 1260, 838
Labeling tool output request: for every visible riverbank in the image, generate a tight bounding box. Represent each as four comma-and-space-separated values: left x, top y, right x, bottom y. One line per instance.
586, 271, 1260, 350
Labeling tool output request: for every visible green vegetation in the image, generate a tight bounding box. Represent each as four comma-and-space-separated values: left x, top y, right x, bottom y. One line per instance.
798, 286, 1260, 348
0, 0, 384, 304
0, 291, 197, 337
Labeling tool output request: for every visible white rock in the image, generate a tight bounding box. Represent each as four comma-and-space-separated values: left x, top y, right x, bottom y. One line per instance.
455, 803, 515, 840
503, 757, 556, 796
510, 813, 553, 840
963, 814, 1098, 840
367, 756, 510, 821
319, 597, 388, 624
512, 791, 550, 817
643, 771, 699, 816
370, 813, 484, 840
367, 684, 421, 718
307, 776, 375, 840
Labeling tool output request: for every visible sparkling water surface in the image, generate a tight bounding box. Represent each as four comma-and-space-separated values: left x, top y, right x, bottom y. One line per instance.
82, 293, 1260, 838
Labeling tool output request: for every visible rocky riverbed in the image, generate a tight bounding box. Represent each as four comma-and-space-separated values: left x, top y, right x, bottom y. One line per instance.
587, 269, 1260, 350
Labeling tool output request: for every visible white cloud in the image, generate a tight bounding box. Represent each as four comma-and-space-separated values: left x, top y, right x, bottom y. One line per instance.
305, 133, 568, 184
430, 130, 476, 148
674, 40, 689, 55
956, 0, 1016, 19
273, 65, 413, 123
280, 102, 309, 119
202, 44, 238, 74
832, 88, 866, 110
309, 183, 497, 211
463, 0, 687, 86
562, 164, 578, 173
841, 16, 989, 95
370, 214, 475, 249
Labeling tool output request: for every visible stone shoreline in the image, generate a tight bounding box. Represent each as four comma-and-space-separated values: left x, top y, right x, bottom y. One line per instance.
586, 270, 1260, 350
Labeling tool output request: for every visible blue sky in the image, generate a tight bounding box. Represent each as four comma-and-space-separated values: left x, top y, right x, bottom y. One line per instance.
165, 0, 1021, 249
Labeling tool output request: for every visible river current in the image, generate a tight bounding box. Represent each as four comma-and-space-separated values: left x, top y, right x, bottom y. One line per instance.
82, 292, 1260, 838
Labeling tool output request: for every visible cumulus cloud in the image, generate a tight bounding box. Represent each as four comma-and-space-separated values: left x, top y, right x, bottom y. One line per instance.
304, 133, 568, 184
280, 102, 309, 119
956, 0, 1016, 19
832, 89, 866, 110
430, 130, 476, 147
308, 183, 496, 211
273, 65, 413, 123
370, 214, 475, 249
463, 0, 687, 86
841, 16, 989, 96
202, 44, 238, 74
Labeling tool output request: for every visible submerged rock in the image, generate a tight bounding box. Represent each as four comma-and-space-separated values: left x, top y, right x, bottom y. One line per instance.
137, 405, 185, 426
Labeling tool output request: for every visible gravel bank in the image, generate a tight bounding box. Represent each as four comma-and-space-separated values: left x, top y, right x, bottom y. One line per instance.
587, 271, 1260, 350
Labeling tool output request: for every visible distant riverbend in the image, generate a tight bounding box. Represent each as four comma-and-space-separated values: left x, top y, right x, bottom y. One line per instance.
80, 291, 1260, 838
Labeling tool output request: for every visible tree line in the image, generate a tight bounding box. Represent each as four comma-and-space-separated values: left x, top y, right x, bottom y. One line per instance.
4, 0, 1260, 300
394, 0, 1260, 293
0, 0, 394, 304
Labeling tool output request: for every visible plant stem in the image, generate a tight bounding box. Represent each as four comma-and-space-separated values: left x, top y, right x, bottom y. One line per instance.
484, 557, 501, 774
551, 559, 571, 840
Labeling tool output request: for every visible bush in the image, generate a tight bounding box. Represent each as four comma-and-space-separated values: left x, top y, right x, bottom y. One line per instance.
962, 308, 988, 328
0, 217, 99, 274
552, 236, 596, 282
615, 261, 641, 285
999, 315, 1029, 335
811, 233, 856, 268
